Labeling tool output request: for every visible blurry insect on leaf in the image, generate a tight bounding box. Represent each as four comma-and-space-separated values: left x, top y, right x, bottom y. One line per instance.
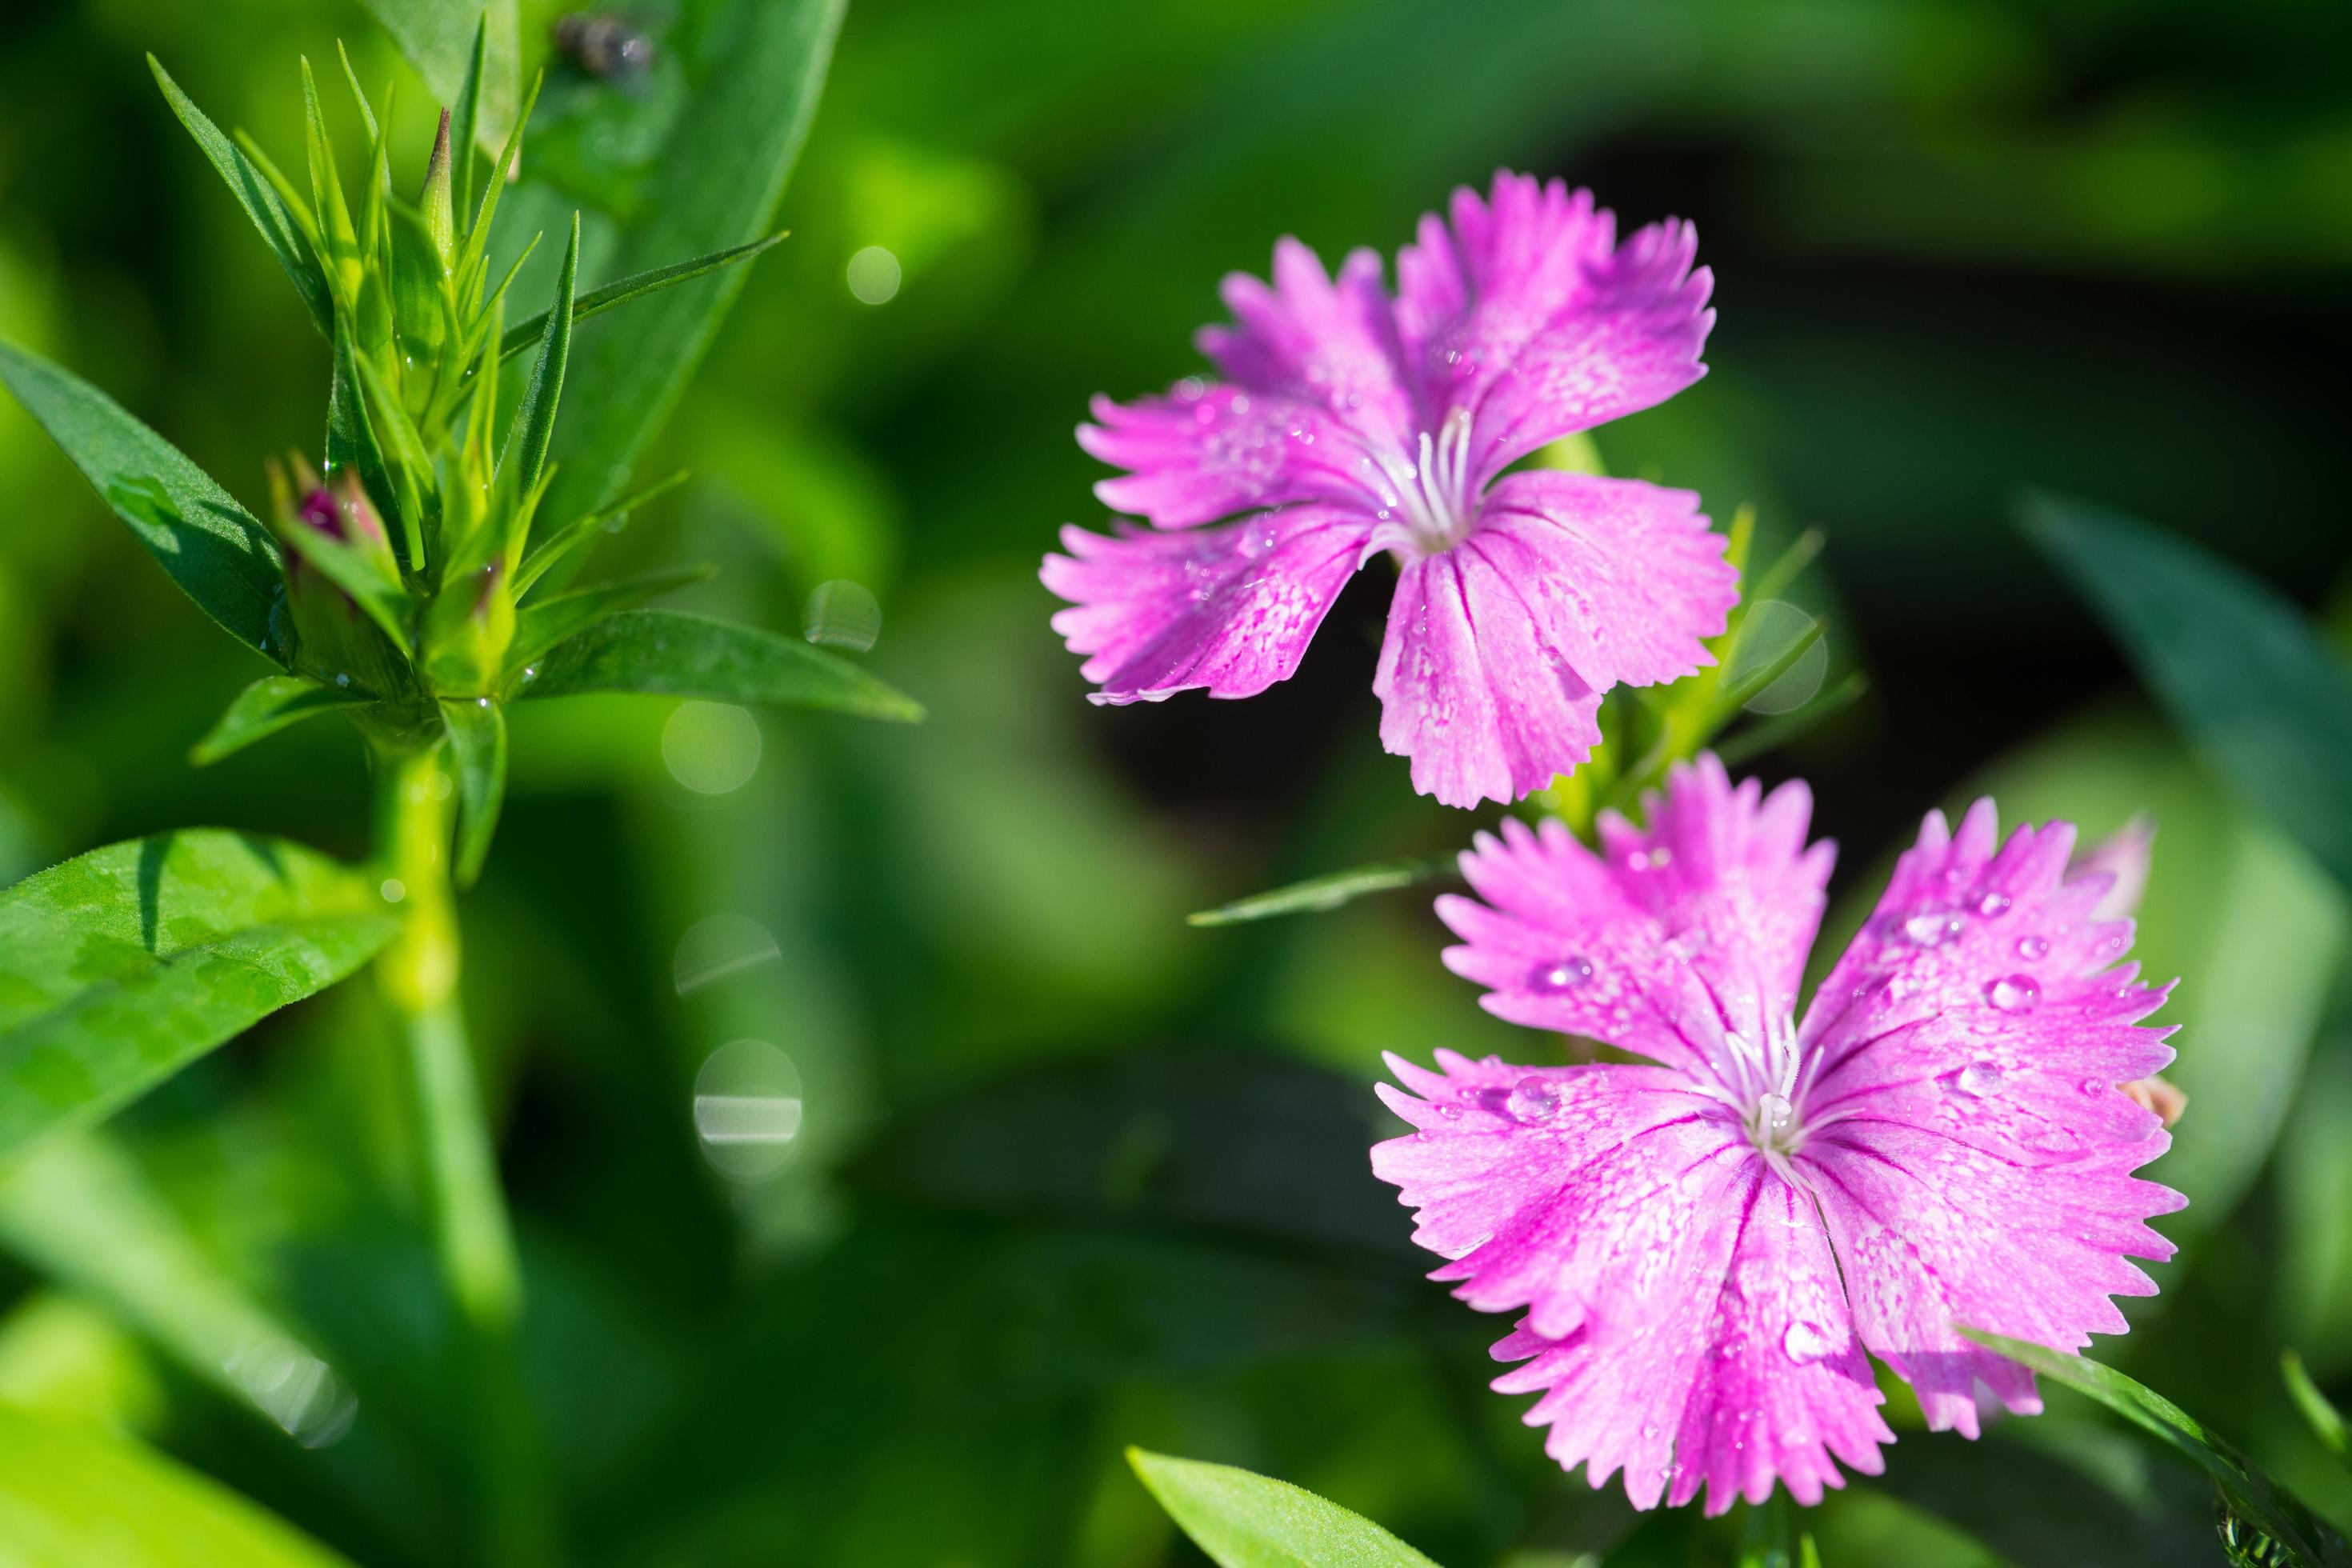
1959, 1329, 2352, 1567
147, 57, 334, 337
0, 341, 288, 662
537, 0, 846, 535
1187, 856, 1459, 927
0, 1404, 358, 1566
516, 609, 924, 721
190, 676, 374, 766
0, 833, 396, 1164
1126, 1448, 1444, 1568
2025, 493, 2352, 898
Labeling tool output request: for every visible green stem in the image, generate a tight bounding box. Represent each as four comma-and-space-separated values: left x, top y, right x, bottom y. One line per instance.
373, 743, 550, 1565
376, 745, 519, 1328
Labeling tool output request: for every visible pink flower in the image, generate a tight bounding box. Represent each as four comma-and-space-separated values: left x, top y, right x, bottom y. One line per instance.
1372, 756, 2185, 1514
1042, 172, 1735, 808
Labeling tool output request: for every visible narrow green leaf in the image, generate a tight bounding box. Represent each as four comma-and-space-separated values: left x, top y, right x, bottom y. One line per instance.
363, 0, 518, 160
538, 0, 845, 533
190, 675, 371, 765
451, 70, 544, 315
514, 470, 688, 596
0, 340, 286, 661
0, 831, 397, 1162
448, 10, 492, 217
1187, 856, 1458, 928
1126, 1448, 1442, 1568
148, 57, 333, 336
2285, 1352, 2351, 1468
2026, 494, 2352, 895
0, 1404, 356, 1566
1714, 672, 1870, 768
439, 699, 507, 886
515, 608, 924, 721
298, 57, 361, 309
495, 234, 787, 362
506, 565, 709, 672
498, 211, 580, 498
1960, 1329, 2352, 1567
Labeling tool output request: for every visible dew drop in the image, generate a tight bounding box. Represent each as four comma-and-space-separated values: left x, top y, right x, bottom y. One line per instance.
2081, 1077, 2109, 1094
2016, 934, 2050, 962
1507, 1076, 1560, 1123
1986, 974, 2042, 1014
334, 672, 351, 688
1903, 910, 1965, 946
1782, 1320, 1837, 1364
1955, 1060, 2003, 1097
1434, 1103, 1464, 1121
1976, 891, 2013, 918
1528, 956, 1594, 993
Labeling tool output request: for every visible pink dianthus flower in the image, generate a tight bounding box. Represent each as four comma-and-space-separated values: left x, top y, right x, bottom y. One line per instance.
1043, 172, 1734, 807
1373, 756, 2185, 1513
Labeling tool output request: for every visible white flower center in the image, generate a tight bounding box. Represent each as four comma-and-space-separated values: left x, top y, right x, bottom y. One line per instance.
1359, 407, 1476, 552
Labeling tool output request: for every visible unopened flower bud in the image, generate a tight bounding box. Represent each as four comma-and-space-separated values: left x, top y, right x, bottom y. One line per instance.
2122, 1074, 2188, 1128
265, 454, 408, 698
422, 109, 456, 263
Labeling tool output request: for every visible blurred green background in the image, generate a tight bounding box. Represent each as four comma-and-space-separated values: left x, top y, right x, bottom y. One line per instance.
2, 0, 2349, 1563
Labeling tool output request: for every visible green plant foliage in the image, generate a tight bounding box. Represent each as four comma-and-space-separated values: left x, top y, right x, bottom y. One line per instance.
2286, 1352, 2352, 1469
2027, 494, 2352, 897
0, 1404, 355, 1566
1960, 1330, 2352, 1568
1187, 856, 1460, 928
0, 342, 286, 661
438, 697, 507, 887
536, 0, 847, 533
495, 235, 786, 363
190, 675, 373, 766
517, 607, 924, 719
358, 0, 519, 158
147, 57, 335, 336
0, 831, 396, 1162
1128, 1448, 1444, 1568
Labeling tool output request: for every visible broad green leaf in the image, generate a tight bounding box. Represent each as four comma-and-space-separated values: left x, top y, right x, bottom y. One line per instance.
0, 1132, 337, 1437
1126, 1448, 1442, 1568
498, 212, 581, 499
0, 832, 397, 1162
537, 0, 845, 534
439, 699, 508, 886
362, 0, 519, 158
147, 57, 333, 336
1187, 856, 1458, 928
0, 340, 286, 661
2026, 494, 2352, 896
2285, 1352, 2351, 1467
0, 1404, 355, 1567
495, 234, 786, 362
1960, 1329, 2352, 1567
516, 609, 924, 721
506, 565, 710, 671
190, 675, 371, 766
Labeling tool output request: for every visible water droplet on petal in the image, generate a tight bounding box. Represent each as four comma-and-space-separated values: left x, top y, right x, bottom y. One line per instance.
2081, 1076, 2109, 1094
1782, 1320, 1837, 1364
1956, 1060, 2003, 1096
2017, 934, 2050, 961
1976, 891, 2013, 918
1528, 956, 1593, 993
1904, 910, 1966, 946
1507, 1076, 1560, 1123
1986, 974, 2041, 1014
